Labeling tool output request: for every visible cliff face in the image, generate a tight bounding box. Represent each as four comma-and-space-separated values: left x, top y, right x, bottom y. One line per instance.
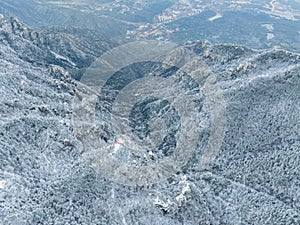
0, 15, 300, 225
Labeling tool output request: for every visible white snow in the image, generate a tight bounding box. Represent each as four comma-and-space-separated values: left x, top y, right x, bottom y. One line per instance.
154, 196, 171, 211
261, 24, 274, 32
50, 50, 76, 67
0, 180, 6, 189
113, 141, 123, 153
116, 134, 141, 151
267, 33, 275, 40
208, 12, 222, 22
270, 0, 276, 12
238, 1, 251, 3
176, 176, 191, 205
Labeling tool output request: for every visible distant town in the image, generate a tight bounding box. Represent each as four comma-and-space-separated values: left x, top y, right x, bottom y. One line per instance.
88, 0, 300, 41
49, 0, 300, 42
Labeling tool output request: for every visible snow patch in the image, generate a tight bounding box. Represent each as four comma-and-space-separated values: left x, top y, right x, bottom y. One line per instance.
50, 50, 76, 67
208, 12, 222, 22
267, 33, 275, 40
115, 134, 141, 151
270, 0, 276, 12
154, 196, 171, 213
261, 24, 274, 32
0, 180, 6, 189
176, 175, 191, 206
232, 1, 251, 4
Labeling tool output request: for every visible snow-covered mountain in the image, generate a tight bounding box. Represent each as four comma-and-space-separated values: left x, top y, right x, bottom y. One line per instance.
0, 14, 300, 224
0, 15, 114, 79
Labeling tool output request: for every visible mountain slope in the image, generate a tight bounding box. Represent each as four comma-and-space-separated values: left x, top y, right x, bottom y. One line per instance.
0, 0, 135, 40
0, 16, 299, 224
0, 15, 114, 79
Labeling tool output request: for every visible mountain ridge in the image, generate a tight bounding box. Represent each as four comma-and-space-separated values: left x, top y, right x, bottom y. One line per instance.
0, 14, 299, 225
0, 14, 115, 79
